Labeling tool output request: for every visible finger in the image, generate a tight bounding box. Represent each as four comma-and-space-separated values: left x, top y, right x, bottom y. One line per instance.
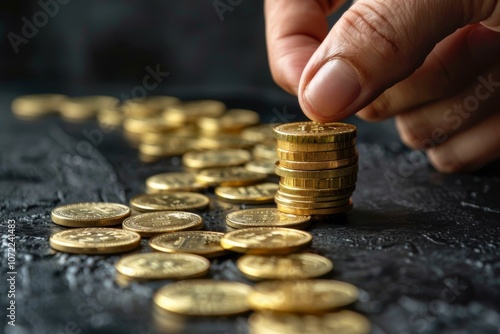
394, 63, 500, 150
427, 112, 500, 173
358, 25, 500, 121
297, 0, 500, 122
264, 0, 346, 95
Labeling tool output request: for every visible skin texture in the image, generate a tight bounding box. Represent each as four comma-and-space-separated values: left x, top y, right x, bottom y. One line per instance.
265, 0, 500, 172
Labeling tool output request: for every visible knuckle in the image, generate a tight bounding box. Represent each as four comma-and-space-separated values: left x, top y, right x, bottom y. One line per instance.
340, 2, 402, 63
427, 148, 465, 173
358, 94, 392, 121
395, 114, 426, 149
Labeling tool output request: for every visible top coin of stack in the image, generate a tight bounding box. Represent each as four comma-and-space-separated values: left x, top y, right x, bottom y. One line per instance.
273, 122, 358, 217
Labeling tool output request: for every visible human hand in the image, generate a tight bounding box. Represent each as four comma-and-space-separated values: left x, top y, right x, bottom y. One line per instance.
265, 0, 500, 172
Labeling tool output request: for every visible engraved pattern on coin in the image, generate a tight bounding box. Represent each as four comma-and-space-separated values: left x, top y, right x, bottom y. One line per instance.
150, 231, 226, 257
130, 193, 210, 212
123, 211, 203, 237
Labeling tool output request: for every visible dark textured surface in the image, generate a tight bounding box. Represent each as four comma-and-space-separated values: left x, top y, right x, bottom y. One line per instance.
1, 91, 500, 334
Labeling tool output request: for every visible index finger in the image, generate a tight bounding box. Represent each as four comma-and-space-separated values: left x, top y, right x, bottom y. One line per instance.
265, 0, 346, 95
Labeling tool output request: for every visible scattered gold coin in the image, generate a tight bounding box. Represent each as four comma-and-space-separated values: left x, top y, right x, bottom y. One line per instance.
154, 280, 252, 316
242, 124, 277, 143
253, 143, 278, 160
198, 109, 260, 134
49, 228, 141, 254
60, 96, 119, 121
196, 167, 267, 186
123, 95, 180, 118
138, 139, 196, 158
247, 280, 359, 313
196, 134, 255, 150
163, 100, 226, 125
182, 149, 251, 169
11, 94, 66, 118
122, 211, 203, 237
273, 122, 357, 143
215, 183, 278, 204
150, 231, 227, 257
129, 192, 210, 212
225, 208, 310, 230
115, 252, 210, 280
146, 172, 207, 193
123, 116, 180, 135
245, 160, 277, 175
221, 227, 312, 255
237, 253, 333, 280
51, 202, 131, 227
249, 310, 370, 334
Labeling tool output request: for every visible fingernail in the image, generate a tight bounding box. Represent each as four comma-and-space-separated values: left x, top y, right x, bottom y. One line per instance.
304, 59, 361, 119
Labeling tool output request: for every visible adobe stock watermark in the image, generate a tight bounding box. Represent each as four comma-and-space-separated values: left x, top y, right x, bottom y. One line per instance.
403, 277, 468, 333
120, 64, 169, 103
385, 73, 500, 191
8, 0, 71, 54
213, 0, 244, 22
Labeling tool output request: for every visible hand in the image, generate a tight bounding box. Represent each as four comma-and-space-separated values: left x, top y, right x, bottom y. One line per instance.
265, 0, 500, 172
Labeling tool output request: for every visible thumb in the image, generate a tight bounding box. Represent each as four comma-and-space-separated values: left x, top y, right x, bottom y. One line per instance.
298, 0, 500, 122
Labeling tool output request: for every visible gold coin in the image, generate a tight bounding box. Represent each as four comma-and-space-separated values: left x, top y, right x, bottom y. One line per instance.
122, 211, 203, 237
60, 96, 119, 121
276, 190, 351, 203
226, 208, 310, 230
253, 143, 278, 160
97, 107, 123, 128
274, 194, 351, 209
277, 147, 357, 161
123, 116, 180, 134
237, 253, 333, 280
150, 231, 227, 257
138, 139, 196, 157
130, 192, 210, 212
242, 124, 278, 143
280, 175, 357, 189
196, 134, 255, 150
140, 131, 199, 145
198, 109, 260, 134
279, 155, 358, 170
123, 95, 181, 117
154, 280, 252, 316
11, 94, 66, 118
215, 183, 278, 204
146, 172, 207, 193
273, 122, 357, 143
277, 200, 353, 215
248, 279, 359, 313
278, 182, 356, 197
51, 202, 131, 227
196, 167, 267, 186
246, 160, 277, 175
49, 228, 141, 254
249, 310, 371, 334
221, 227, 312, 254
163, 100, 226, 124
276, 139, 356, 151
275, 163, 358, 179
115, 252, 209, 280
182, 149, 251, 169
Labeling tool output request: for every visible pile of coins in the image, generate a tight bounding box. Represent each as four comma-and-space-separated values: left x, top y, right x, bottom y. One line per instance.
273, 122, 358, 218
15, 94, 369, 333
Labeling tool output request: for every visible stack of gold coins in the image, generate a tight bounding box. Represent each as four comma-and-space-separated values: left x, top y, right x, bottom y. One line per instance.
273, 122, 358, 218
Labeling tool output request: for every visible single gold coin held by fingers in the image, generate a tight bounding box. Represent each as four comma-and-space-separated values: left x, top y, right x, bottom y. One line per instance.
220, 227, 312, 255
122, 211, 203, 237
215, 182, 278, 204
225, 208, 310, 230
249, 310, 371, 334
51, 202, 131, 227
49, 228, 141, 254
150, 231, 227, 257
247, 279, 359, 313
153, 280, 252, 316
237, 253, 333, 280
129, 192, 210, 212
115, 252, 210, 280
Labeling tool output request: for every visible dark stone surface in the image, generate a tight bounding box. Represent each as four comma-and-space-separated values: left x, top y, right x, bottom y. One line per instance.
1, 91, 500, 334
